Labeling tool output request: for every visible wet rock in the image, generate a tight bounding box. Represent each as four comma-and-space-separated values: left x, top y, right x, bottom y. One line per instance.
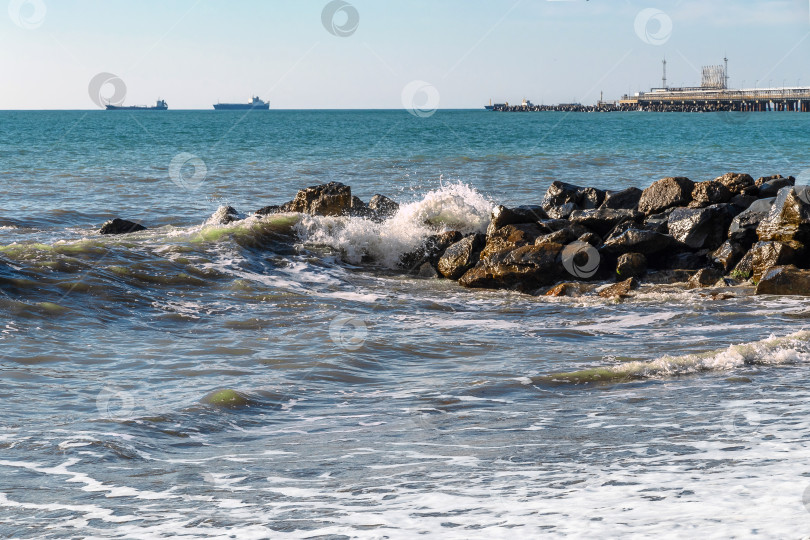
729, 197, 775, 247
545, 202, 578, 220
641, 209, 674, 234
711, 240, 747, 272
601, 229, 675, 256
368, 194, 399, 220
568, 208, 641, 237
751, 241, 796, 282
615, 253, 647, 280
99, 218, 147, 235
663, 251, 708, 270
756, 186, 810, 249
481, 223, 544, 259
535, 228, 577, 246
730, 250, 754, 280
579, 187, 606, 209
459, 242, 565, 292
207, 206, 242, 225
347, 196, 372, 218
729, 194, 758, 211
544, 282, 588, 297
667, 204, 735, 251
687, 267, 723, 289
689, 180, 732, 208
202, 389, 251, 409
541, 181, 604, 216
578, 232, 602, 246
438, 233, 486, 280
756, 175, 794, 198
542, 181, 582, 209
417, 262, 439, 278
488, 205, 547, 234
400, 231, 463, 272
255, 205, 282, 215
643, 270, 695, 284
638, 177, 694, 215
287, 182, 353, 216
601, 187, 642, 210
755, 265, 810, 296
536, 219, 576, 234
715, 172, 756, 195
599, 277, 638, 299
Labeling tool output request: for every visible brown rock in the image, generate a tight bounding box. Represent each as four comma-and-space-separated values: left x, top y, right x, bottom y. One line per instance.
715, 172, 756, 195
599, 277, 639, 299
638, 177, 694, 215
458, 242, 565, 292
689, 181, 732, 208
438, 233, 486, 280
687, 267, 723, 289
615, 253, 647, 280
755, 186, 810, 250
755, 265, 810, 296
287, 182, 353, 216
480, 223, 544, 259
750, 241, 796, 282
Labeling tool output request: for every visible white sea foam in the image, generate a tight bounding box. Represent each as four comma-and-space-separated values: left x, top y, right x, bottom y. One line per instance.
295, 182, 494, 268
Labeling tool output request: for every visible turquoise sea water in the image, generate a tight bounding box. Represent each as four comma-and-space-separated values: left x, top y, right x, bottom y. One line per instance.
2, 110, 810, 537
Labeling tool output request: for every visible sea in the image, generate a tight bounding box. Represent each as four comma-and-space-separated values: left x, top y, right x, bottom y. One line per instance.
1, 109, 810, 538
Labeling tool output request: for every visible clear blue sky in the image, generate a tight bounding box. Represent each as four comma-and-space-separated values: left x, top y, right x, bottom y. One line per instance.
2, 0, 809, 109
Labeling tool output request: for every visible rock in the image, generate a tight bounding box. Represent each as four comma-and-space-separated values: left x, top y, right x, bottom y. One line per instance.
730, 250, 754, 280
536, 219, 576, 234
417, 262, 439, 278
255, 205, 282, 215
535, 228, 577, 246
206, 205, 242, 225
642, 209, 674, 234
541, 181, 604, 215
347, 196, 372, 218
667, 204, 735, 251
663, 251, 709, 270
750, 241, 796, 282
201, 389, 251, 409
544, 282, 587, 297
579, 187, 606, 209
755, 265, 810, 296
729, 197, 775, 247
615, 253, 647, 280
401, 231, 463, 272
488, 205, 547, 233
729, 194, 758, 211
756, 186, 810, 250
458, 242, 565, 292
368, 194, 399, 220
438, 233, 486, 280
545, 202, 578, 220
689, 180, 732, 208
599, 277, 638, 299
481, 223, 544, 259
711, 240, 747, 272
643, 270, 695, 284
687, 267, 723, 289
559, 240, 602, 280
601, 229, 675, 256
637, 177, 694, 215
99, 218, 147, 235
715, 172, 756, 195
757, 176, 794, 198
568, 208, 641, 237
287, 182, 353, 216
578, 232, 602, 246
601, 187, 642, 210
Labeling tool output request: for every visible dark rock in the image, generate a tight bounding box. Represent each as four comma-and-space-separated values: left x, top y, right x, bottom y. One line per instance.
731, 250, 754, 280
715, 172, 756, 195
536, 219, 575, 234
347, 196, 372, 218
287, 182, 353, 216
579, 187, 606, 209
481, 223, 544, 259
755, 265, 810, 296
535, 228, 578, 246
729, 194, 758, 211
400, 231, 463, 272
751, 241, 796, 282
568, 208, 641, 237
638, 177, 694, 215
729, 197, 775, 247
599, 277, 638, 299
207, 206, 242, 225
756, 186, 810, 250
545, 283, 574, 297
711, 240, 747, 272
417, 262, 439, 278
545, 202, 578, 220
488, 205, 547, 233
542, 181, 582, 210
616, 253, 647, 280
642, 208, 674, 234
459, 242, 565, 292
667, 204, 735, 251
664, 251, 709, 270
601, 229, 675, 256
643, 270, 695, 284
438, 233, 486, 280
757, 176, 795, 198
368, 194, 399, 220
578, 232, 602, 246
689, 181, 732, 208
255, 205, 282, 215
687, 267, 723, 289
601, 187, 642, 210
99, 218, 147, 235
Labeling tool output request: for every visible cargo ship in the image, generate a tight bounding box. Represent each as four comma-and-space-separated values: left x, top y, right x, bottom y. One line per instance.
105, 99, 168, 111
213, 96, 269, 110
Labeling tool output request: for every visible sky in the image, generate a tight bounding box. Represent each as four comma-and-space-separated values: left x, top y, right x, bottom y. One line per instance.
2, 0, 810, 109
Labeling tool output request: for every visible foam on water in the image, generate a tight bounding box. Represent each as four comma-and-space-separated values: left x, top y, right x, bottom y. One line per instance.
294, 182, 493, 267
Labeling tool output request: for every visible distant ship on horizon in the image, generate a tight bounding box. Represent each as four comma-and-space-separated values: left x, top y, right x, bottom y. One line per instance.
105, 99, 168, 111
213, 96, 269, 110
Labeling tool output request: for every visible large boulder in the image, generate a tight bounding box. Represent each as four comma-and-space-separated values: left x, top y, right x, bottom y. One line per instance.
599, 277, 638, 299
615, 253, 647, 280
458, 242, 565, 292
756, 186, 810, 250
750, 241, 796, 282
689, 180, 732, 208
287, 182, 353, 216
756, 176, 794, 198
755, 265, 810, 296
368, 194, 399, 221
99, 218, 147, 235
687, 267, 723, 289
715, 172, 756, 195
541, 181, 605, 216
480, 223, 544, 259
488, 205, 547, 233
568, 208, 641, 237
601, 187, 642, 210
667, 204, 735, 251
400, 231, 463, 272
601, 229, 675, 256
638, 177, 694, 215
438, 233, 486, 280
711, 240, 747, 272
729, 197, 775, 247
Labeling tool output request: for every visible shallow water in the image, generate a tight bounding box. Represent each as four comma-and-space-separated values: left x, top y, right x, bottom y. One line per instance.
2, 110, 810, 538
